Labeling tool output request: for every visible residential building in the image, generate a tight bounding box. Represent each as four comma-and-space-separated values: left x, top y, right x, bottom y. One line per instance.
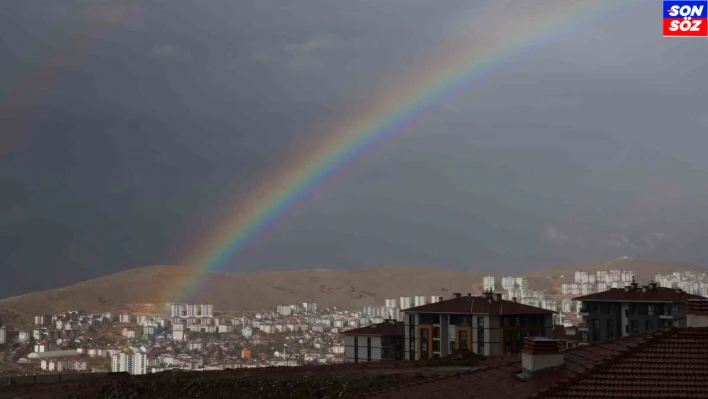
403, 291, 554, 360
171, 304, 213, 318
399, 296, 412, 310
574, 279, 705, 343
112, 352, 147, 375
341, 320, 404, 363
366, 316, 708, 399
483, 276, 495, 292
0, 326, 5, 345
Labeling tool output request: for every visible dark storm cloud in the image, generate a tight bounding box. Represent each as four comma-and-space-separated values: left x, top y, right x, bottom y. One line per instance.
2, 0, 708, 297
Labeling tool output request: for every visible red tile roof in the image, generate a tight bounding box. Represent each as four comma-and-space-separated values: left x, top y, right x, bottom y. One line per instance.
573, 286, 705, 302
404, 296, 554, 315
341, 320, 404, 336
359, 332, 658, 399
541, 328, 708, 399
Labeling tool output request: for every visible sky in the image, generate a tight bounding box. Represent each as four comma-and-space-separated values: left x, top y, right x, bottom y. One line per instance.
2, 0, 708, 298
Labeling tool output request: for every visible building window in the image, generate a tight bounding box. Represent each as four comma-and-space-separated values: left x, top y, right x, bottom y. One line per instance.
451, 315, 471, 326
459, 330, 468, 350
449, 341, 456, 352
606, 319, 614, 339
477, 317, 485, 355
367, 337, 371, 361
433, 340, 440, 352
354, 337, 359, 363
629, 304, 638, 315
630, 320, 638, 335
433, 327, 440, 339
420, 328, 430, 360
502, 316, 510, 327
593, 319, 600, 329
645, 321, 654, 332
672, 305, 679, 318
648, 305, 654, 316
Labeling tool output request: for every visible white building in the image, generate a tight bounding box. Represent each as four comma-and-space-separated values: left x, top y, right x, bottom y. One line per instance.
399, 297, 412, 310
483, 276, 496, 292
119, 314, 132, 323
171, 304, 213, 318
241, 326, 253, 338
413, 296, 426, 307
384, 299, 397, 308
18, 331, 30, 342
112, 352, 147, 375
0, 326, 6, 345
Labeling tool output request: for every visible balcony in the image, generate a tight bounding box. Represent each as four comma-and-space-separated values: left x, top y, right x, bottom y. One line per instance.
578, 323, 589, 332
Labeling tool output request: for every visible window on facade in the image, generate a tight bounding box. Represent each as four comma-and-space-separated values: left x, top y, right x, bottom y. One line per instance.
354, 337, 359, 363
515, 317, 521, 326
477, 343, 484, 355
648, 305, 654, 316
645, 321, 654, 332
459, 330, 468, 349
367, 337, 372, 361
433, 327, 440, 338
609, 304, 616, 314
451, 315, 471, 326
629, 304, 638, 315
606, 319, 614, 339
630, 320, 638, 335
672, 305, 679, 318
449, 341, 456, 352
421, 328, 430, 360
639, 305, 648, 316
502, 316, 510, 326
593, 319, 600, 329
433, 340, 440, 352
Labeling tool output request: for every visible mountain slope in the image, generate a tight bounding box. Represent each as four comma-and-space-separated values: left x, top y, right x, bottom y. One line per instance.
0, 259, 704, 318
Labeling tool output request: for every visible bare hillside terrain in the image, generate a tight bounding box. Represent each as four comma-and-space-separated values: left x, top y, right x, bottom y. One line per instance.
0, 258, 704, 318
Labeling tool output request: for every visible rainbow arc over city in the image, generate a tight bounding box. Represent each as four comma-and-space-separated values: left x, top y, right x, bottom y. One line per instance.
168, 0, 645, 302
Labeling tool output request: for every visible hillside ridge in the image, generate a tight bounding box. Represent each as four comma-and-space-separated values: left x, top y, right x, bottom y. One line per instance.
0, 259, 705, 318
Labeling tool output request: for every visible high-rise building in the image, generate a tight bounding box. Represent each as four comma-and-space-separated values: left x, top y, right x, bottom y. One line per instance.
171, 304, 213, 318
112, 352, 147, 375
413, 296, 426, 307
400, 297, 412, 310
0, 326, 6, 345
483, 276, 495, 292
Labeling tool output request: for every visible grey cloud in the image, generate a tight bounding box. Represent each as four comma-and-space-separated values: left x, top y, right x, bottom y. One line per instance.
150, 45, 190, 60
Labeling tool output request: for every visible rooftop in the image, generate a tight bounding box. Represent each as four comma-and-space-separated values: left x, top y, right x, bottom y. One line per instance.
573, 284, 705, 302
342, 320, 404, 336
363, 327, 708, 399
404, 294, 554, 315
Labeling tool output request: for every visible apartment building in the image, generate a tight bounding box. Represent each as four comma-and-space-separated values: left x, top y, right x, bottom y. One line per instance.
112, 352, 147, 375
574, 279, 705, 343
403, 291, 553, 360
341, 320, 404, 363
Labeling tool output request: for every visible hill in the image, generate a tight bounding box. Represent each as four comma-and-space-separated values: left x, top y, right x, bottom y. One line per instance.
0, 258, 704, 318
0, 265, 488, 318
520, 257, 708, 291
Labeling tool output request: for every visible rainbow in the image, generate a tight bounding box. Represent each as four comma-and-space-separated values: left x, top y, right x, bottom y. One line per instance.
168, 0, 645, 302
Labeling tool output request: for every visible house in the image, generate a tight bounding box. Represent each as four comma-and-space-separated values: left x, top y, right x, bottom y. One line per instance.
341, 320, 404, 363
574, 279, 705, 343
366, 299, 708, 398
403, 291, 554, 359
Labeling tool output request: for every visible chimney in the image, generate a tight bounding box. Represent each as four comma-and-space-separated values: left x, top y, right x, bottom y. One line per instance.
642, 286, 648, 293
512, 297, 517, 303
624, 286, 630, 292
484, 291, 494, 300
687, 299, 708, 328
453, 293, 461, 299
521, 338, 563, 378
494, 293, 502, 302
438, 296, 443, 302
